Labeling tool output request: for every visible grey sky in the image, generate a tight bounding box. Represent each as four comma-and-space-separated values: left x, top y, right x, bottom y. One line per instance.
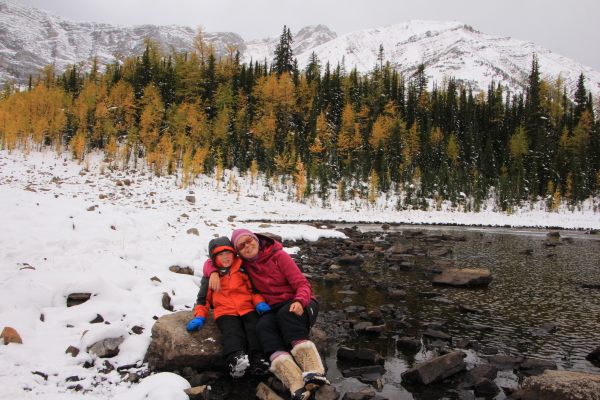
10, 0, 600, 72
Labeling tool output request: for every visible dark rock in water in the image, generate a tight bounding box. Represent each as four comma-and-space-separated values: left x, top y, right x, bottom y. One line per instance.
479, 346, 498, 355
353, 321, 373, 332
313, 384, 340, 400
519, 370, 600, 400
487, 355, 524, 370
518, 358, 557, 376
461, 324, 493, 332
531, 323, 557, 336
396, 336, 422, 350
464, 364, 498, 383
399, 261, 418, 271
472, 377, 500, 396
341, 390, 378, 400
388, 319, 412, 330
388, 289, 406, 300
337, 347, 384, 366
423, 329, 452, 342
458, 304, 486, 314
425, 260, 455, 274
582, 284, 600, 289
344, 305, 366, 313
586, 346, 600, 362
429, 248, 453, 257
401, 351, 466, 386
341, 364, 385, 378
365, 325, 386, 334
422, 321, 447, 331
419, 292, 443, 298
432, 268, 493, 288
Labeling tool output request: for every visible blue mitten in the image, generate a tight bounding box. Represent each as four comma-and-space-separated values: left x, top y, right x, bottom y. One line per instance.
256, 302, 271, 314
186, 317, 205, 331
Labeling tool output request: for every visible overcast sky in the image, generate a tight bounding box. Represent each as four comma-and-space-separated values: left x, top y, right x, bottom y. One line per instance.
10, 0, 600, 72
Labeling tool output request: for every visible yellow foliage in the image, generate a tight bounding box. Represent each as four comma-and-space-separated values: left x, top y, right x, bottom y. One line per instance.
294, 160, 307, 200
338, 103, 361, 155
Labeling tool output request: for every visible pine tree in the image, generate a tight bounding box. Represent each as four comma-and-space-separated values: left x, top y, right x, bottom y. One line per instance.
273, 26, 295, 75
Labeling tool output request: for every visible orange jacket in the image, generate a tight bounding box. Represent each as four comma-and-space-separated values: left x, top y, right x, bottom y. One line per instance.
194, 257, 265, 320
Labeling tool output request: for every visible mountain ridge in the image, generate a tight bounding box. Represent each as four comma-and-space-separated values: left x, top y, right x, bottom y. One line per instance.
1, 0, 599, 98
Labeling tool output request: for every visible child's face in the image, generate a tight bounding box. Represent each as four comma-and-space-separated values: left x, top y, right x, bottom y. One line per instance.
216, 250, 235, 268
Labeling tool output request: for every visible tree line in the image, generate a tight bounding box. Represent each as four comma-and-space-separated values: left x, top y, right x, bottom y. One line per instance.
1, 26, 599, 211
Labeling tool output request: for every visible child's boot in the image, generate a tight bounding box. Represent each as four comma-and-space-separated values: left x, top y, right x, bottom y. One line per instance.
227, 351, 250, 378
291, 341, 330, 390
269, 354, 311, 400
250, 352, 270, 376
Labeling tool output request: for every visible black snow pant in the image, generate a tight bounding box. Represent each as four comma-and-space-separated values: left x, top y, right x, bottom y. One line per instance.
256, 299, 319, 357
215, 311, 263, 362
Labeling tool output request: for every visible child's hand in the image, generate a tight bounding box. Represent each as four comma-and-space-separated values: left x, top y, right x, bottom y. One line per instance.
256, 302, 271, 314
186, 317, 205, 331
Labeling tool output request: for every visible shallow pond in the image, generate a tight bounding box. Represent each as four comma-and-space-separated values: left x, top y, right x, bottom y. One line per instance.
312, 225, 600, 399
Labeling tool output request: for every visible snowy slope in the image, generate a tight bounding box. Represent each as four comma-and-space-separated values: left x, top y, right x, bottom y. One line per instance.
293, 20, 600, 97
0, 1, 599, 98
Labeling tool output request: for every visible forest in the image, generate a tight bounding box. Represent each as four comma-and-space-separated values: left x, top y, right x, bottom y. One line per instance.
1, 27, 599, 212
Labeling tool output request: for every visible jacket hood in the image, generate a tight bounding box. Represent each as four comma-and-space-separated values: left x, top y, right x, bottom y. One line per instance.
208, 236, 235, 263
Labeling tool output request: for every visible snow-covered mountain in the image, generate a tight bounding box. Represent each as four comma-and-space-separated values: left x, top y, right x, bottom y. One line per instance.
1, 0, 599, 98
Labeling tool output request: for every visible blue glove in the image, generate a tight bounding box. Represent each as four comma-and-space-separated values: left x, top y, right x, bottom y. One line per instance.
186, 317, 205, 331
256, 302, 271, 314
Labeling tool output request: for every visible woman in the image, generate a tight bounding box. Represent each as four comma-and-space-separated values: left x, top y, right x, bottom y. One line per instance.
205, 229, 327, 400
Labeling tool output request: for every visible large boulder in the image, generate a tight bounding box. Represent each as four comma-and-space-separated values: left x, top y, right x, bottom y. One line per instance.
431, 268, 493, 288
144, 311, 223, 372
519, 370, 600, 400
145, 311, 328, 372
401, 351, 466, 385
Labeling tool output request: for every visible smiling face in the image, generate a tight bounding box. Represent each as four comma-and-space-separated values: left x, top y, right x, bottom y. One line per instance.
236, 235, 259, 259
215, 250, 234, 268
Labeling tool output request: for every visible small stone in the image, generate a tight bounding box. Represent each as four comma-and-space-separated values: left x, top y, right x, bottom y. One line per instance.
131, 326, 144, 335
66, 293, 92, 307
90, 314, 104, 324
65, 345, 80, 357
1, 327, 23, 345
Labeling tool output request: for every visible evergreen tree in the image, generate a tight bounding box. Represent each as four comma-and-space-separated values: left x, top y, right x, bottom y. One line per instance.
273, 26, 295, 75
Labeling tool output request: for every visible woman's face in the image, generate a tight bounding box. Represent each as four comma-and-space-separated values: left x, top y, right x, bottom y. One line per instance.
236, 235, 259, 259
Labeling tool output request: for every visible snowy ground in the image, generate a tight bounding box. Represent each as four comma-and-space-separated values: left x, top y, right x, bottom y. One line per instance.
1, 148, 599, 400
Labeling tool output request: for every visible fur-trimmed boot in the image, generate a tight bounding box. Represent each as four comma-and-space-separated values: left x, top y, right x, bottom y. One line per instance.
291, 341, 330, 390
269, 354, 311, 400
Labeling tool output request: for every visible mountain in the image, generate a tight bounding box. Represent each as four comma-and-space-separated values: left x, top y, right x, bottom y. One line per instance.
292, 20, 600, 97
1, 0, 599, 98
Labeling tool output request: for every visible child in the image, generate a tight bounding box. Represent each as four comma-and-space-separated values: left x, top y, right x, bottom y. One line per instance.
186, 236, 271, 377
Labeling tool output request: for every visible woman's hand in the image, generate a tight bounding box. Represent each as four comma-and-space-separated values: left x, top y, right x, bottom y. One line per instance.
289, 301, 304, 316
209, 272, 221, 292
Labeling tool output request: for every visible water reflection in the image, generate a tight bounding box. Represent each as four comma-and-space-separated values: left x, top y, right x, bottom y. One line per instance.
313, 225, 600, 399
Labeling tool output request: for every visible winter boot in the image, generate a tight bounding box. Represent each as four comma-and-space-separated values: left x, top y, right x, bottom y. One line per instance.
269, 354, 311, 400
250, 353, 271, 376
291, 341, 330, 390
227, 351, 250, 378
